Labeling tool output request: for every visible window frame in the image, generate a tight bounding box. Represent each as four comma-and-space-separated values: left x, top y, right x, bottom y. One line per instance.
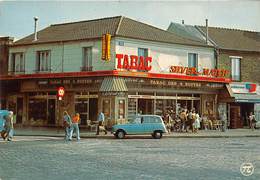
36, 50, 51, 72
10, 52, 25, 73
230, 57, 241, 81
82, 47, 93, 71
188, 53, 198, 69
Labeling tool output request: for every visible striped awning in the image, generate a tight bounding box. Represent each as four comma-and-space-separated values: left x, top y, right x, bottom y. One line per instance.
99, 77, 128, 92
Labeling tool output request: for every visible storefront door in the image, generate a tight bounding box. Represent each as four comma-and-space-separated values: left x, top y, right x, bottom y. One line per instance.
230, 106, 242, 128
48, 99, 56, 125
16, 97, 23, 124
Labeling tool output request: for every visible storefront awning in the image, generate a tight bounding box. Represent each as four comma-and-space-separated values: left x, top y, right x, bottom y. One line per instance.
233, 94, 260, 103
99, 77, 128, 92
226, 83, 260, 103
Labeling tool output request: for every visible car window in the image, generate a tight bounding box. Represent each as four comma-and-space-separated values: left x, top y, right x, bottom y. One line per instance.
149, 116, 161, 123
142, 116, 150, 123
134, 117, 141, 124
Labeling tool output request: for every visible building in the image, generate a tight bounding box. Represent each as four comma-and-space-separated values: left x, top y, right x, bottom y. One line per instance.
168, 21, 260, 128
0, 36, 14, 109
0, 16, 230, 128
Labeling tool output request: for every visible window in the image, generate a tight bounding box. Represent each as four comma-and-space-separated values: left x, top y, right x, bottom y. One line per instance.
82, 47, 92, 71
188, 53, 198, 69
36, 50, 51, 72
231, 57, 241, 81
118, 99, 126, 119
10, 53, 25, 73
138, 48, 148, 71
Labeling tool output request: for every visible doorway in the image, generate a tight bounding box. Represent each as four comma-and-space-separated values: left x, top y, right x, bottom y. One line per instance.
17, 97, 23, 124
138, 99, 154, 114
48, 99, 56, 125
230, 106, 242, 128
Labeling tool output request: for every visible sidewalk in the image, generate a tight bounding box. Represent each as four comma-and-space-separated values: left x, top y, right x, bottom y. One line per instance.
13, 127, 260, 138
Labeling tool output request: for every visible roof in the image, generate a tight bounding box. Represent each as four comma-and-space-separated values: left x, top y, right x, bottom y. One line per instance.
197, 26, 260, 52
13, 16, 212, 47
167, 22, 208, 44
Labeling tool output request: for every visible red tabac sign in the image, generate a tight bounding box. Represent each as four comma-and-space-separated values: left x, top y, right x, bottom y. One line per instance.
170, 66, 229, 78
116, 54, 152, 71
57, 86, 65, 100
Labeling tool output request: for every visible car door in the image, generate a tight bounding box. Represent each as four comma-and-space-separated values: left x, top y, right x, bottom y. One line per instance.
127, 117, 144, 134
142, 116, 153, 134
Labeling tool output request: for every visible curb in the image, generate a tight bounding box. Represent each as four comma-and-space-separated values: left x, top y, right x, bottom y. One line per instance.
13, 134, 260, 139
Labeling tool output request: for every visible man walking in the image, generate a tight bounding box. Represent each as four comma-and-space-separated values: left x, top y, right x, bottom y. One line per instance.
96, 111, 107, 135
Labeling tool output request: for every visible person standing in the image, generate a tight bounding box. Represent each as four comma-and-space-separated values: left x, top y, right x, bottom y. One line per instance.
4, 111, 14, 141
63, 111, 72, 141
96, 111, 107, 135
69, 113, 81, 141
249, 112, 256, 130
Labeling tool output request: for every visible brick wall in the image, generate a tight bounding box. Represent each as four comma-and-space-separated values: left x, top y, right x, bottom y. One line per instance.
218, 50, 260, 83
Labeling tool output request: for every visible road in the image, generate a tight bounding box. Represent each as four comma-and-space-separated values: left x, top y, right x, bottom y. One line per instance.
0, 136, 259, 180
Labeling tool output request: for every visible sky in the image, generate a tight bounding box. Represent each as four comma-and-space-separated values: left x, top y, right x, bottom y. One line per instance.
0, 0, 260, 40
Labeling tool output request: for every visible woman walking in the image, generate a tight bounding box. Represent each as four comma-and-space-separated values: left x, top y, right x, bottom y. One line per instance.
63, 111, 72, 141
69, 113, 81, 141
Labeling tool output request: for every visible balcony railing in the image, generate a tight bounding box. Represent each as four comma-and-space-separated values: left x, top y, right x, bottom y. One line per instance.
81, 66, 93, 71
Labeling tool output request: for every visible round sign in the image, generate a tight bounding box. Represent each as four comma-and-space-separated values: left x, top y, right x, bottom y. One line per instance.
57, 87, 65, 97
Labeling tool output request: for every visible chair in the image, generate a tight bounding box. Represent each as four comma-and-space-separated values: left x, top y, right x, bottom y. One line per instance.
87, 120, 97, 132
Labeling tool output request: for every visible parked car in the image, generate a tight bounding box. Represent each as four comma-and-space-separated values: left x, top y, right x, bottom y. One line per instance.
111, 115, 168, 139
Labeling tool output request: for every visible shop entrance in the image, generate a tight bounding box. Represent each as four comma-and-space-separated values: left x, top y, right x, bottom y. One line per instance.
240, 103, 254, 126
230, 106, 242, 128
138, 99, 154, 114
89, 98, 98, 122
47, 99, 56, 125
16, 97, 23, 124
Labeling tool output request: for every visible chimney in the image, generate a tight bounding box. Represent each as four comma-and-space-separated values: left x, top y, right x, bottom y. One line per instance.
182, 20, 184, 24
33, 16, 39, 41
206, 19, 208, 44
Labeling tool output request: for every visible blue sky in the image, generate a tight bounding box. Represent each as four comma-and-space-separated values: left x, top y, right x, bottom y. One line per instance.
0, 0, 259, 40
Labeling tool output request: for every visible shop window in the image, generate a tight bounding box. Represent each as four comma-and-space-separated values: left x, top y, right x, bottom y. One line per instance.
118, 99, 126, 119
128, 98, 137, 120
36, 50, 51, 72
28, 99, 47, 125
9, 52, 25, 73
102, 99, 111, 120
188, 53, 198, 69
81, 47, 92, 71
231, 57, 241, 81
75, 98, 89, 125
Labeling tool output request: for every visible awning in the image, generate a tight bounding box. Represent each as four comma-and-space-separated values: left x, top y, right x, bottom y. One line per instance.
226, 83, 260, 103
99, 77, 128, 92
233, 94, 260, 103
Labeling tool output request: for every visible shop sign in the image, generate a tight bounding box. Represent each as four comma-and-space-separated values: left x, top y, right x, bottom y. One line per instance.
169, 66, 229, 78
116, 54, 152, 71
230, 83, 257, 94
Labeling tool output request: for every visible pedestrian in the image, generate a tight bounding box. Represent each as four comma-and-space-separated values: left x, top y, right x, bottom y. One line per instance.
193, 112, 201, 133
69, 113, 81, 141
179, 110, 187, 132
4, 111, 14, 141
248, 112, 256, 130
96, 111, 107, 135
63, 111, 72, 141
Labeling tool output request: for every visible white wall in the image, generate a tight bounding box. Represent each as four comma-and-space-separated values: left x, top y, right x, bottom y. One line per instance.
115, 37, 215, 74
9, 39, 116, 74
9, 37, 214, 75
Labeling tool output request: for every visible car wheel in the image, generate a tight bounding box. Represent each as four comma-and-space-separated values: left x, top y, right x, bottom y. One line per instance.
116, 130, 125, 139
153, 131, 162, 139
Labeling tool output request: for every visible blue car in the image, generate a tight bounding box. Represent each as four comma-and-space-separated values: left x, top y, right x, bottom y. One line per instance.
112, 115, 168, 139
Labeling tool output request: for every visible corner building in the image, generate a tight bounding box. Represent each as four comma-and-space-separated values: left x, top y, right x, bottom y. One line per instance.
0, 16, 230, 128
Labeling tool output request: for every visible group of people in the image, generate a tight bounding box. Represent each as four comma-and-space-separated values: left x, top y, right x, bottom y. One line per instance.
1, 111, 14, 141
63, 111, 107, 141
163, 107, 201, 133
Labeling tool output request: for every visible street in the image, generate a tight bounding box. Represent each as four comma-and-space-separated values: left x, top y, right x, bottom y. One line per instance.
0, 137, 259, 180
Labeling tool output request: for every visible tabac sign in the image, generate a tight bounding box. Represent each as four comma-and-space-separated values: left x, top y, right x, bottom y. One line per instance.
169, 66, 229, 78
116, 54, 152, 71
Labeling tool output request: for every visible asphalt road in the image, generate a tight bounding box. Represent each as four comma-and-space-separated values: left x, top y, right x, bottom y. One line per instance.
0, 137, 259, 180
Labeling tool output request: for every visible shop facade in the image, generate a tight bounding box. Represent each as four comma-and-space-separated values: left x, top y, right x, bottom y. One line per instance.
1, 16, 231, 128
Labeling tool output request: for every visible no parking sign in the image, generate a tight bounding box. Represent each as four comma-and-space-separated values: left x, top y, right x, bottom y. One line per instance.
57, 87, 65, 100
